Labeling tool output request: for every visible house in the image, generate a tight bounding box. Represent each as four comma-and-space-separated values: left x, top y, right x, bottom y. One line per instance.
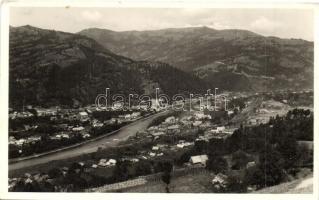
72, 126, 85, 132
27, 136, 41, 143
181, 120, 192, 127
24, 125, 32, 131
82, 133, 91, 139
258, 108, 270, 114
61, 133, 70, 139
177, 140, 193, 148
211, 173, 228, 190
131, 112, 141, 118
112, 102, 123, 110
189, 155, 208, 166
79, 111, 89, 122
9, 136, 16, 145
151, 131, 165, 137
167, 124, 180, 134
184, 142, 194, 147
56, 134, 63, 139
196, 135, 209, 142
124, 158, 140, 163
217, 126, 225, 132
14, 111, 34, 118
152, 146, 160, 151
16, 139, 26, 146
104, 118, 117, 125
122, 114, 130, 120
199, 122, 212, 129
195, 113, 211, 120
249, 119, 257, 125
246, 161, 256, 169
227, 110, 234, 115
192, 121, 202, 127
149, 152, 156, 157
60, 167, 68, 173
92, 120, 104, 128
98, 158, 117, 167
35, 108, 57, 117
195, 113, 205, 119
164, 116, 176, 124
107, 159, 117, 166
148, 126, 159, 131
98, 159, 108, 167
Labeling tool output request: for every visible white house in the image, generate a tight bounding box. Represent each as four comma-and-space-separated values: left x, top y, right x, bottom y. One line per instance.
107, 159, 117, 166
152, 146, 160, 151
167, 124, 180, 133
217, 126, 225, 132
165, 116, 176, 124
72, 126, 85, 132
131, 112, 141, 118
79, 111, 89, 121
189, 155, 208, 166
151, 131, 165, 137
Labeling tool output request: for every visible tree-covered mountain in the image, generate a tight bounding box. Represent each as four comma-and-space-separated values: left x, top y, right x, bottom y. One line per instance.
79, 27, 313, 91
9, 25, 206, 108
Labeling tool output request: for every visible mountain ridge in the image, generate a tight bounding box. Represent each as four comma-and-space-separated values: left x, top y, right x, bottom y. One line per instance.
79, 26, 313, 91
9, 25, 206, 108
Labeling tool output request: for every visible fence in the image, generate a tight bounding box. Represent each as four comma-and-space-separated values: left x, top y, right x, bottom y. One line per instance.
86, 166, 210, 192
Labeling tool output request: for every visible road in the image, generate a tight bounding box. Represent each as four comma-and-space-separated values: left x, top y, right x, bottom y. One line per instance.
294, 176, 313, 190
9, 111, 169, 172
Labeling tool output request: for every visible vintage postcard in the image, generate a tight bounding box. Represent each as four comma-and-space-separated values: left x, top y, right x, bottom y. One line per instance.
0, 1, 318, 200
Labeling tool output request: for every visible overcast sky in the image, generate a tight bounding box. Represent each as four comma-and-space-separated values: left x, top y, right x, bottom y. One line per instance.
10, 7, 314, 41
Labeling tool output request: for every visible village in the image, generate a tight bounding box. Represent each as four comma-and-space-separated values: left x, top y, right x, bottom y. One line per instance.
8, 103, 154, 158
8, 90, 314, 193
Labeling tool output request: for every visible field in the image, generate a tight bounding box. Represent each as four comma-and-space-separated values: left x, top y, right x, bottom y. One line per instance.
124, 172, 214, 193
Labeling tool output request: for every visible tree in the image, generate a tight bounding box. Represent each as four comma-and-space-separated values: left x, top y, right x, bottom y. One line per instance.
276, 135, 298, 169
250, 147, 285, 189
178, 150, 192, 165
134, 161, 152, 176
161, 161, 173, 193
206, 155, 228, 173
113, 160, 131, 182
69, 162, 82, 174
226, 175, 247, 193
231, 150, 250, 170
48, 167, 62, 179
194, 140, 207, 154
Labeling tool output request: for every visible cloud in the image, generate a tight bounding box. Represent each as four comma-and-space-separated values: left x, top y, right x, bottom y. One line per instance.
81, 10, 102, 22
250, 16, 281, 34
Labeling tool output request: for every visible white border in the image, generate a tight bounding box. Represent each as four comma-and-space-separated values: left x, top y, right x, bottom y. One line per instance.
0, 1, 318, 200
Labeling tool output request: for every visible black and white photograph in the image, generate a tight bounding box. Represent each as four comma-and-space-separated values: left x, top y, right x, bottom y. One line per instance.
0, 1, 318, 199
